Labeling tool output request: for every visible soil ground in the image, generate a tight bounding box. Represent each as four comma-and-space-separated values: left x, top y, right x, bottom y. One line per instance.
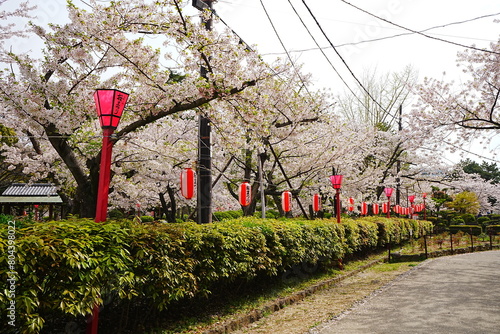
230, 261, 418, 334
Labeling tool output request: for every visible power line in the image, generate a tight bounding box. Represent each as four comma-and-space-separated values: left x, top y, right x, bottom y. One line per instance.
339, 0, 500, 55
285, 0, 359, 99
301, 0, 391, 116
263, 11, 500, 56
258, 0, 313, 97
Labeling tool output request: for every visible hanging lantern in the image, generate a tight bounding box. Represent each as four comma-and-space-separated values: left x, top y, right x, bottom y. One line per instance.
408, 195, 416, 204
282, 191, 292, 212
348, 197, 355, 212
361, 202, 368, 215
239, 182, 252, 206
94, 89, 129, 129
372, 203, 379, 215
382, 202, 388, 213
312, 193, 321, 212
181, 168, 195, 199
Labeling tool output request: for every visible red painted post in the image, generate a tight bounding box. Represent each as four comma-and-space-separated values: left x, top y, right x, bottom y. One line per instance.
95, 128, 114, 223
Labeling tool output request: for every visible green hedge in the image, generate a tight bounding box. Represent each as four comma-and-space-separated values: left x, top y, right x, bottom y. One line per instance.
449, 225, 482, 236
0, 217, 432, 333
486, 225, 500, 235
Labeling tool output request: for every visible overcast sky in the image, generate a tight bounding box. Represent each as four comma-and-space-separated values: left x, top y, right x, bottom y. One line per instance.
213, 0, 499, 92
6, 0, 499, 93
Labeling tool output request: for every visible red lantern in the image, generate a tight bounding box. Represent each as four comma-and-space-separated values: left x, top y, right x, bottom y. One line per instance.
382, 202, 388, 213
312, 193, 321, 212
348, 197, 354, 212
408, 195, 415, 204
282, 191, 292, 212
239, 182, 252, 207
94, 89, 129, 129
181, 168, 195, 199
372, 203, 379, 215
361, 202, 368, 215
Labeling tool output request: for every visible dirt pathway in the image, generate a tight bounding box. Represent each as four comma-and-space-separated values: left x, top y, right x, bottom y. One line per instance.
230, 262, 418, 334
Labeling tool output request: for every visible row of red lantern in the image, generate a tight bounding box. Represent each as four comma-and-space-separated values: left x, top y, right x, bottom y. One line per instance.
346, 200, 426, 216
181, 168, 426, 215
181, 168, 255, 207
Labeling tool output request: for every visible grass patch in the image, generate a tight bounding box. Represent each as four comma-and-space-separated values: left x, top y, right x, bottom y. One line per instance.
370, 261, 421, 273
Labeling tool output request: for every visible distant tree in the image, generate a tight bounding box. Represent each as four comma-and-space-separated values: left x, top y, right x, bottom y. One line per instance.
460, 159, 500, 184
446, 191, 480, 215
431, 186, 453, 212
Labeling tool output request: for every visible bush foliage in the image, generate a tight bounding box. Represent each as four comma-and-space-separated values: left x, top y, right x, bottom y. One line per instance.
0, 217, 432, 333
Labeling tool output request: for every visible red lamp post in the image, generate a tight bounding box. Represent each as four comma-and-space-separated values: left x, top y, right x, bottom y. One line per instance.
408, 195, 415, 218
89, 89, 129, 334
423, 193, 427, 220
330, 175, 343, 223
384, 187, 394, 218
93, 89, 129, 223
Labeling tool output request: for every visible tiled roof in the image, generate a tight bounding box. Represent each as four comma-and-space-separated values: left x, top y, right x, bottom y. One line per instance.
2, 183, 59, 197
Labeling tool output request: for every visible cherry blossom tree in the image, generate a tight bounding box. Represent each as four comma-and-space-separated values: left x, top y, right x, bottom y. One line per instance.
412, 31, 500, 160
0, 0, 294, 217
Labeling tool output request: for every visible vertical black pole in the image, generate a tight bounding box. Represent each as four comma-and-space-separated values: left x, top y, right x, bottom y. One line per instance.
395, 105, 402, 208
194, 0, 214, 224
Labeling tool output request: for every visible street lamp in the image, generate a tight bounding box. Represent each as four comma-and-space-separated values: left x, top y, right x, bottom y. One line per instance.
384, 187, 394, 218
423, 193, 427, 220
89, 88, 129, 334
93, 89, 129, 223
408, 195, 415, 218
330, 175, 343, 223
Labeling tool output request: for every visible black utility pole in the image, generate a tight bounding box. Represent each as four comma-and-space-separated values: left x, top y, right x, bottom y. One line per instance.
193, 0, 214, 224
396, 104, 402, 208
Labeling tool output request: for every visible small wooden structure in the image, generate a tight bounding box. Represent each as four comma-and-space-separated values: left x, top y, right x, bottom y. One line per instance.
0, 183, 64, 220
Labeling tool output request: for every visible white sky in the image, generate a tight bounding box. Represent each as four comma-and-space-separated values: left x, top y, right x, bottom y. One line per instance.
4, 0, 500, 163
6, 0, 499, 92
213, 0, 499, 92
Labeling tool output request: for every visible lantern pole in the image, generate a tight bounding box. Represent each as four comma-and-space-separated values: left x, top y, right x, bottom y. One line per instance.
330, 175, 343, 224
384, 187, 393, 218
423, 193, 427, 220
95, 127, 114, 223
88, 89, 128, 334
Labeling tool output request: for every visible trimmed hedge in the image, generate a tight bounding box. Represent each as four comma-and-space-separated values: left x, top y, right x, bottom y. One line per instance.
486, 225, 500, 235
0, 217, 432, 333
449, 225, 482, 236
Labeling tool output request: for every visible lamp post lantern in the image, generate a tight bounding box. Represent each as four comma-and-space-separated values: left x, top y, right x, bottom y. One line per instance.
93, 89, 129, 223
408, 195, 415, 218
384, 187, 394, 218
423, 193, 427, 220
89, 88, 129, 334
330, 175, 343, 223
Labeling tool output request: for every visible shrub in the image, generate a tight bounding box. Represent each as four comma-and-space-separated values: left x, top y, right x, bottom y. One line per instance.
477, 216, 491, 226
451, 218, 465, 225
0, 217, 432, 333
461, 213, 476, 224
449, 225, 482, 236
140, 215, 155, 222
